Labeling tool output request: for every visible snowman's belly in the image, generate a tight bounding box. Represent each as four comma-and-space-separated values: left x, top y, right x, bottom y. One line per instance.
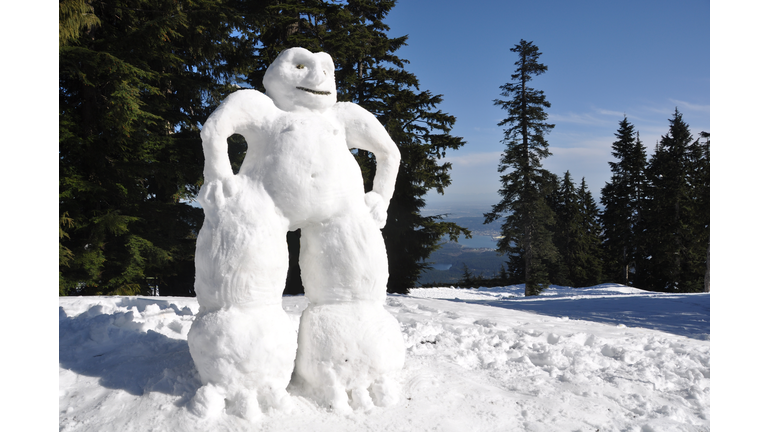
240, 123, 367, 227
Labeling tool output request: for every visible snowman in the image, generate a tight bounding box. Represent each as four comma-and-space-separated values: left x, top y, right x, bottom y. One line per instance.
188, 47, 404, 419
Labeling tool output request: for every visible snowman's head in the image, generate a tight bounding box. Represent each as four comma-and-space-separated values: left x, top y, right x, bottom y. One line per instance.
263, 47, 337, 112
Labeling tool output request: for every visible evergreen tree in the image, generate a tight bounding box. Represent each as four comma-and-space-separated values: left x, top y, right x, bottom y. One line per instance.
484, 39, 558, 296
600, 116, 647, 286
249, 0, 468, 293
639, 109, 707, 292
688, 131, 710, 292
552, 173, 604, 287
459, 263, 473, 286
575, 177, 604, 286
59, 0, 260, 295
541, 170, 563, 227
498, 264, 509, 285
59, 0, 101, 47
551, 171, 579, 286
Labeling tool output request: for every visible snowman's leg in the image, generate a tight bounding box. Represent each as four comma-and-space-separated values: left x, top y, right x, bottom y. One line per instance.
298, 212, 388, 304
294, 211, 404, 411
189, 187, 298, 419
194, 187, 290, 309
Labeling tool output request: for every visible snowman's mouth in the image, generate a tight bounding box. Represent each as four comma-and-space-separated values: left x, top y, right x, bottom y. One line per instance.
296, 86, 331, 96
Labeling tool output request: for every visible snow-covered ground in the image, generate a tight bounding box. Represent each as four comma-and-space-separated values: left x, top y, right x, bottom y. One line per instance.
59, 284, 710, 431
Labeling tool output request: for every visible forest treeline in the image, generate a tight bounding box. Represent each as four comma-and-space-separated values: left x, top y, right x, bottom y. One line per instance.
480, 40, 709, 295
59, 2, 708, 298
59, 0, 468, 296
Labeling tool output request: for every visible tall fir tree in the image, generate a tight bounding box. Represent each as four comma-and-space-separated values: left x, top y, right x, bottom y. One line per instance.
688, 131, 710, 292
638, 109, 708, 292
59, 0, 262, 295
575, 177, 604, 286
484, 39, 558, 296
600, 116, 647, 286
246, 0, 469, 293
551, 171, 578, 286
551, 173, 604, 287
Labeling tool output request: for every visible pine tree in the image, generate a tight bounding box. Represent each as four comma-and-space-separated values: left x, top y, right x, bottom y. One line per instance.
551, 171, 578, 286
552, 173, 604, 287
248, 0, 469, 293
498, 264, 509, 285
59, 0, 101, 46
484, 39, 558, 296
600, 116, 647, 286
639, 109, 707, 292
687, 131, 710, 292
59, 0, 259, 295
575, 177, 604, 286
460, 263, 473, 286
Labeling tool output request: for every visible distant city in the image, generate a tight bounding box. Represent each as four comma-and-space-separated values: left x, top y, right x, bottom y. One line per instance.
415, 208, 507, 286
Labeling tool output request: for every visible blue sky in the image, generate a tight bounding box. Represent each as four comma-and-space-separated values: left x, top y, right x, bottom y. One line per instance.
380, 0, 710, 214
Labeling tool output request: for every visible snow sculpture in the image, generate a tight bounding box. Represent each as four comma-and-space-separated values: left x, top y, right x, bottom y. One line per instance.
188, 47, 404, 419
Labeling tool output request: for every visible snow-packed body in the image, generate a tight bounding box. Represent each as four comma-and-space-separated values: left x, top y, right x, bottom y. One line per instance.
188, 47, 403, 419
240, 109, 365, 228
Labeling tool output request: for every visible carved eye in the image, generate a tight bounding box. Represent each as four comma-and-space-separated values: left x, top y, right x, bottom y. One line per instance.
296, 64, 305, 69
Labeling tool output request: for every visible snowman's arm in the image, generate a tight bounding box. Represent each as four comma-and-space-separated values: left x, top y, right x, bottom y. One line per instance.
336, 102, 401, 204
200, 89, 279, 182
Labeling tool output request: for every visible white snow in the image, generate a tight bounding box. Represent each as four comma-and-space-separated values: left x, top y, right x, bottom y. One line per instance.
59, 284, 710, 431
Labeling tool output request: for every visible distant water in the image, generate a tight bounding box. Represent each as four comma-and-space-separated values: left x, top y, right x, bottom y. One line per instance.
443, 234, 498, 250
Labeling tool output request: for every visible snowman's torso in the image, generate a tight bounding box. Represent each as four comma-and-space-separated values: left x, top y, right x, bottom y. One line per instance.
238, 110, 366, 229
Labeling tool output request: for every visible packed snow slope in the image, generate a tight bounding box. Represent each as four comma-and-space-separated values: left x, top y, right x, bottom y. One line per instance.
59, 284, 710, 431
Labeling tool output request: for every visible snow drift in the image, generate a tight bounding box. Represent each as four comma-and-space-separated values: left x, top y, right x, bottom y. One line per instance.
59, 284, 709, 431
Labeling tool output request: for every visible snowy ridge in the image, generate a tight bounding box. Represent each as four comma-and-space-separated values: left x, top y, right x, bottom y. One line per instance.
411, 283, 681, 300
59, 285, 710, 431
410, 284, 710, 341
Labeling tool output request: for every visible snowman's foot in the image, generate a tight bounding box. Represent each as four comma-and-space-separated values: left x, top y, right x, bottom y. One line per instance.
370, 375, 400, 407
189, 384, 226, 419
349, 386, 375, 411
261, 385, 295, 414
225, 390, 262, 422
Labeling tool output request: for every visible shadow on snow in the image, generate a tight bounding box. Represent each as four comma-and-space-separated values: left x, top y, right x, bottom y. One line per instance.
445, 293, 710, 340
58, 305, 201, 407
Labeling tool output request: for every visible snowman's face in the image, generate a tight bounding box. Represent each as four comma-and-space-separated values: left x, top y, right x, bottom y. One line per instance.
263, 47, 337, 112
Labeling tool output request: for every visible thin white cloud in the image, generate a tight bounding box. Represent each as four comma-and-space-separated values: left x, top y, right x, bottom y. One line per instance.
549, 112, 610, 126
444, 151, 503, 167
641, 105, 676, 116
549, 145, 609, 159
593, 106, 671, 126
596, 108, 627, 118
669, 99, 710, 112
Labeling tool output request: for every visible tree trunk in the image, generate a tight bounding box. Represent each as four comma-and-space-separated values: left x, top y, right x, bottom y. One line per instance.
524, 222, 533, 296
704, 243, 710, 292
